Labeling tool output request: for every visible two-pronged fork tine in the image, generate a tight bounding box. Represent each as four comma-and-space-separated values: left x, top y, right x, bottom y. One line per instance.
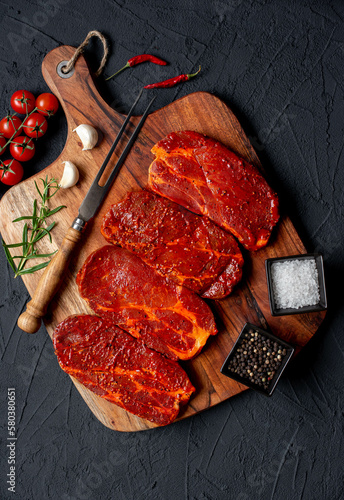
103, 94, 156, 190
93, 88, 144, 186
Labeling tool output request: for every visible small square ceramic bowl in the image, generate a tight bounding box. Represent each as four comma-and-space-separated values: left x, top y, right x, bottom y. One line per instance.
220, 323, 294, 396
265, 253, 327, 316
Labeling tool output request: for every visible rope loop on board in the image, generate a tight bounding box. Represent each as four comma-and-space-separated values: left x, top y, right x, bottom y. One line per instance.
62, 30, 109, 77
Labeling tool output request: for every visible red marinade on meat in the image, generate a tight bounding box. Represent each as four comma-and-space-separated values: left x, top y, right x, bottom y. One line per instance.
148, 130, 279, 251
101, 189, 243, 299
53, 315, 195, 426
76, 245, 217, 361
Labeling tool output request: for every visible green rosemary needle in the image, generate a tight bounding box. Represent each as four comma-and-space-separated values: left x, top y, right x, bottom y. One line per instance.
2, 176, 66, 277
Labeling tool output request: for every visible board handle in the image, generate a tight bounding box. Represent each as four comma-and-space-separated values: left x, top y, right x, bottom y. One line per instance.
17, 226, 83, 334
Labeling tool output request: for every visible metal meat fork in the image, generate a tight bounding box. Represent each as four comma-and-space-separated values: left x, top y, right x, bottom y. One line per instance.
18, 89, 155, 334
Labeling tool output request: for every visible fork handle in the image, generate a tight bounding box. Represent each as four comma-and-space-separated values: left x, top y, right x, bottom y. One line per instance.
17, 226, 83, 334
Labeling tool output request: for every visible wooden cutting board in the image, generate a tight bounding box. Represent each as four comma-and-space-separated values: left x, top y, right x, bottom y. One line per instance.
0, 45, 326, 431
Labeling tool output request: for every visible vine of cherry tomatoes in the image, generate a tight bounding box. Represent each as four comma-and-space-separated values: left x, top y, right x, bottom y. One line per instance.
0, 90, 59, 186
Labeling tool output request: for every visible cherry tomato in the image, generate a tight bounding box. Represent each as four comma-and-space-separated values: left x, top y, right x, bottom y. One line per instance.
23, 113, 48, 139
0, 159, 24, 185
11, 90, 36, 115
36, 93, 59, 116
0, 134, 6, 156
10, 136, 35, 162
0, 115, 22, 138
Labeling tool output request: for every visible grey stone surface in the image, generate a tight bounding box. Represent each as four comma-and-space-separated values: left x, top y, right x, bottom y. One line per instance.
0, 1, 343, 499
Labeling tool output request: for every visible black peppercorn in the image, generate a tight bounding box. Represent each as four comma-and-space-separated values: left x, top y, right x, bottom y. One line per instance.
222, 324, 294, 394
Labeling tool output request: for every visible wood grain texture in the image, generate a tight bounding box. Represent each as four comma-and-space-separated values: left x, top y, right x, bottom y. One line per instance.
0, 46, 326, 431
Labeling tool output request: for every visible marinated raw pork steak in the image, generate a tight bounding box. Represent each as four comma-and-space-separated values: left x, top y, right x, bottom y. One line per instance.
53, 315, 195, 426
101, 190, 243, 299
148, 130, 279, 251
76, 245, 217, 361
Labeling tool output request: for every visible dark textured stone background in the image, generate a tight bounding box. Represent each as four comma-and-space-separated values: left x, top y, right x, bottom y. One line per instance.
0, 1, 343, 499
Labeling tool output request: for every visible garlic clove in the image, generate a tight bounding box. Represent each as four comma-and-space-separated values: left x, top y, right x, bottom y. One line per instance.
59, 161, 79, 189
73, 124, 98, 150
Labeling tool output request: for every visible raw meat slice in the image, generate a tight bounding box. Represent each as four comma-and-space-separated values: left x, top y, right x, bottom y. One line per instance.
53, 315, 195, 426
149, 130, 279, 251
76, 245, 217, 360
101, 189, 244, 299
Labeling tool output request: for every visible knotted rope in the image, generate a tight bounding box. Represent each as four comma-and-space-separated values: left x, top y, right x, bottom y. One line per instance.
62, 30, 109, 77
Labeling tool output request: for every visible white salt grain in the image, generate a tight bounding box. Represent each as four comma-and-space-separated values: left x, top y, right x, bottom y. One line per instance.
271, 258, 320, 310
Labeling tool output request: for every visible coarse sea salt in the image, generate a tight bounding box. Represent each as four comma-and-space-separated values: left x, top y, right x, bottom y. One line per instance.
271, 258, 320, 310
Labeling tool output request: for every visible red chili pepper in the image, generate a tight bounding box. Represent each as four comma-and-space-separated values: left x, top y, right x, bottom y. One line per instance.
143, 66, 201, 89
106, 54, 167, 81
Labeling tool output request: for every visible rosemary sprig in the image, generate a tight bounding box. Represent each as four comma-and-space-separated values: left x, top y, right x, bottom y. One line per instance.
2, 176, 66, 277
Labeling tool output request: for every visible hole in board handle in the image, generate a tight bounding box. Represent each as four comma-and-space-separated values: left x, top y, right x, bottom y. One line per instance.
56, 60, 75, 79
